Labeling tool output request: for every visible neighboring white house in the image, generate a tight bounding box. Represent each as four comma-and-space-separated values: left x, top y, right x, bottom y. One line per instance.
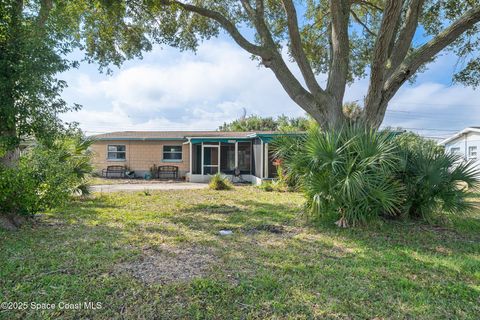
439, 127, 480, 163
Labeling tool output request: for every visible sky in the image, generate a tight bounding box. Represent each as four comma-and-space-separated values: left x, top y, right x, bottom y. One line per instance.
59, 33, 480, 141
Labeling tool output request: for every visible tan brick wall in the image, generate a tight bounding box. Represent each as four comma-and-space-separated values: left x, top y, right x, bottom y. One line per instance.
90, 140, 190, 178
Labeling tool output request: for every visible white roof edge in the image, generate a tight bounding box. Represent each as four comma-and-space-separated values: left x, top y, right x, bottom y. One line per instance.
439, 127, 480, 145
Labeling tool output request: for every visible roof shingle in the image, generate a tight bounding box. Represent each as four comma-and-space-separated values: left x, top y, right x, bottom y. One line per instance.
90, 131, 278, 140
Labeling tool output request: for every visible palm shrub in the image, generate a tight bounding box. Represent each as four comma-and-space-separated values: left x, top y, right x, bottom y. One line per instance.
395, 133, 479, 219
278, 125, 404, 227
270, 133, 308, 191
53, 136, 94, 195
0, 135, 94, 229
209, 173, 232, 190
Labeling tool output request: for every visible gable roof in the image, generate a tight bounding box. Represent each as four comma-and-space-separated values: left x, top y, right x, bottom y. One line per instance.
439, 127, 480, 145
90, 131, 280, 141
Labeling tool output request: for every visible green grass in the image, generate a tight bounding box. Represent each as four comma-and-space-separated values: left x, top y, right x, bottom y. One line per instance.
1, 187, 479, 319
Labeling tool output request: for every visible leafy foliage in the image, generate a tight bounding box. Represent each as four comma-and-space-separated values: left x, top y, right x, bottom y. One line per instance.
80, 1, 480, 87
277, 125, 403, 226
0, 134, 93, 218
258, 181, 274, 192
218, 114, 312, 132
208, 173, 232, 190
258, 177, 288, 193
396, 133, 479, 220
275, 128, 480, 226
0, 0, 80, 154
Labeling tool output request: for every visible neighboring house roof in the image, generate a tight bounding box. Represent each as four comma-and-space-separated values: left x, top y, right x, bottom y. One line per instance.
439, 127, 480, 145
90, 131, 287, 141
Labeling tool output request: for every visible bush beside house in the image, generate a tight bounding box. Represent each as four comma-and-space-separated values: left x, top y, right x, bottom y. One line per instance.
0, 136, 93, 230
274, 126, 479, 227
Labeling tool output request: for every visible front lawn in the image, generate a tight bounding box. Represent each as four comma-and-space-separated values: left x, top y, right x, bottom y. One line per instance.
1, 187, 479, 319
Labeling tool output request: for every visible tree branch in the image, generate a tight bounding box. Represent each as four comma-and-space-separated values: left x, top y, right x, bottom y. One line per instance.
326, 0, 350, 104
352, 0, 383, 12
388, 0, 425, 75
384, 6, 480, 100
37, 0, 53, 28
281, 0, 324, 95
364, 0, 403, 119
161, 1, 322, 122
161, 0, 267, 57
360, 5, 480, 127
350, 9, 377, 36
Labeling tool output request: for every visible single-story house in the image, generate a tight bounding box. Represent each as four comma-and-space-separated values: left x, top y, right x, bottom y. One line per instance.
90, 131, 294, 184
439, 127, 480, 162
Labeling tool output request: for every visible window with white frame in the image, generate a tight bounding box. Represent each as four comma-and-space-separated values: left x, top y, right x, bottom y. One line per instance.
469, 146, 477, 159
107, 145, 126, 160
163, 145, 182, 161
450, 147, 460, 155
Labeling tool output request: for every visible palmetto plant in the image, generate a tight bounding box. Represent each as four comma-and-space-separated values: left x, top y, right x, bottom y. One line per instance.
54, 136, 94, 196
397, 142, 479, 219
276, 125, 404, 227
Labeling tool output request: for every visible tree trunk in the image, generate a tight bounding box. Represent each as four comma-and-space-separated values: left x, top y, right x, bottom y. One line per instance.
363, 99, 389, 129
308, 95, 347, 129
0, 148, 20, 167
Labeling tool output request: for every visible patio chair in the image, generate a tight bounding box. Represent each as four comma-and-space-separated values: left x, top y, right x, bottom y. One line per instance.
157, 165, 179, 180
102, 165, 126, 178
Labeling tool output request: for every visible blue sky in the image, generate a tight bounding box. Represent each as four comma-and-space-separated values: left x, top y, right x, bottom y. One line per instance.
59, 32, 480, 140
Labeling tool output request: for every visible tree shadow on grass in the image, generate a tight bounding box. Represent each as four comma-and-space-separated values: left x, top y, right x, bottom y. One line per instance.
172, 198, 480, 317
175, 199, 302, 231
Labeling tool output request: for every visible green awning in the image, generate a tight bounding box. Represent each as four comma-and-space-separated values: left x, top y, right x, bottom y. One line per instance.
256, 133, 304, 143
189, 138, 251, 144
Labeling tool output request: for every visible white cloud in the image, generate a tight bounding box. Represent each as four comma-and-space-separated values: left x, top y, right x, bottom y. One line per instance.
60, 41, 303, 133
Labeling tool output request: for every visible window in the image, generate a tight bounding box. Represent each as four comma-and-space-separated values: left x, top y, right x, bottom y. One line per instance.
450, 147, 460, 155
163, 145, 182, 161
469, 146, 477, 159
107, 145, 126, 160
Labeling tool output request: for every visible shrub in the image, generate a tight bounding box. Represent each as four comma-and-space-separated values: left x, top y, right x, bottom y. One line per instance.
277, 124, 404, 227
0, 135, 94, 225
258, 178, 288, 192
271, 134, 307, 191
258, 181, 274, 192
395, 133, 479, 220
276, 127, 480, 227
209, 173, 232, 190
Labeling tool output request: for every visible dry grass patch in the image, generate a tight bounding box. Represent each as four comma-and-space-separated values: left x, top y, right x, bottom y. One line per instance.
117, 244, 217, 284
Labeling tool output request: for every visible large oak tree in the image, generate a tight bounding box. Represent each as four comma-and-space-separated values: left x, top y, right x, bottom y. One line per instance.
2, 0, 480, 153
101, 0, 480, 128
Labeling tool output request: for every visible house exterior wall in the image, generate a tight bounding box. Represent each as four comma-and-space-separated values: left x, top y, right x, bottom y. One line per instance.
444, 131, 480, 168
90, 140, 190, 178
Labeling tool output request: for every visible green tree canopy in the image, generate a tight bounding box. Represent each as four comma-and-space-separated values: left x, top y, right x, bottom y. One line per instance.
0, 0, 74, 158
218, 114, 311, 132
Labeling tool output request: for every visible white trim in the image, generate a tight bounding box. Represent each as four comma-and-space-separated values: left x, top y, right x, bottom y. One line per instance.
439, 127, 480, 145
234, 142, 238, 168
201, 142, 204, 175
260, 140, 264, 179
189, 142, 192, 174
264, 143, 269, 179
218, 142, 221, 171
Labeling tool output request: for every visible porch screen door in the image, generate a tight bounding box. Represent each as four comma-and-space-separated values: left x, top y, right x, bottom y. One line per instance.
202, 145, 219, 175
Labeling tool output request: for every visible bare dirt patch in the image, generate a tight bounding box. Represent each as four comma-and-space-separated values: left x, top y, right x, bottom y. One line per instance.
117, 245, 217, 284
